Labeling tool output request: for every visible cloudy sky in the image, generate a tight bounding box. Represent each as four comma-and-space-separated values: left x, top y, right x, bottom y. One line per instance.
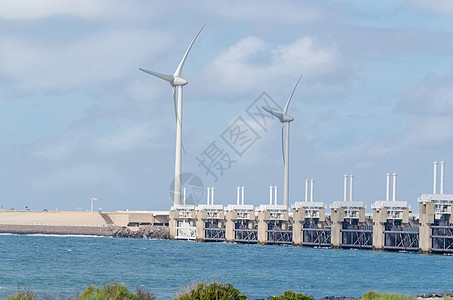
1, 0, 453, 212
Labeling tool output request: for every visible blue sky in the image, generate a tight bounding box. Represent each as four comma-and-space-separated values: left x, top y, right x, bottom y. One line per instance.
1, 0, 453, 212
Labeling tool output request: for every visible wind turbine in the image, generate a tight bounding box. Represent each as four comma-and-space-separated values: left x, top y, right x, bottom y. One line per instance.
263, 74, 303, 208
138, 25, 205, 207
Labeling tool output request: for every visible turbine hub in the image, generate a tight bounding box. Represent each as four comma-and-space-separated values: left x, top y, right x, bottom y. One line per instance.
282, 115, 294, 122
173, 76, 188, 86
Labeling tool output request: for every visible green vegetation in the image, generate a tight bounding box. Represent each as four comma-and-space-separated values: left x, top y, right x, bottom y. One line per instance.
269, 290, 314, 300
360, 290, 413, 300
7, 289, 35, 300
176, 282, 246, 300
8, 284, 155, 300
6, 284, 453, 300
78, 283, 155, 300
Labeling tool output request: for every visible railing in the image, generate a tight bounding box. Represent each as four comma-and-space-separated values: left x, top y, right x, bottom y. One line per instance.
384, 227, 419, 251
267, 229, 292, 244
304, 209, 320, 219
431, 225, 453, 252
341, 226, 373, 249
234, 228, 258, 243
204, 228, 225, 242
302, 227, 331, 247
176, 222, 196, 240
269, 212, 285, 221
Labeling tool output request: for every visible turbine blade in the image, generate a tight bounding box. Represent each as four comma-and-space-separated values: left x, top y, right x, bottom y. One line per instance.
174, 24, 205, 77
138, 68, 174, 83
262, 106, 284, 120
283, 74, 303, 115
281, 122, 285, 164
172, 86, 186, 154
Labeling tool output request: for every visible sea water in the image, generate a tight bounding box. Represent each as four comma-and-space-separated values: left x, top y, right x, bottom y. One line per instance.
0, 234, 451, 299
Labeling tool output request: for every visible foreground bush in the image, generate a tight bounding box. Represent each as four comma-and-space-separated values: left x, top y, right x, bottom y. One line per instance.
361, 290, 411, 300
9, 284, 155, 300
269, 290, 314, 300
177, 282, 246, 300
78, 283, 156, 300
7, 289, 35, 300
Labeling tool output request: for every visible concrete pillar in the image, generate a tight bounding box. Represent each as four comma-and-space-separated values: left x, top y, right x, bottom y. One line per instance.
258, 210, 269, 245
169, 209, 179, 240
196, 210, 206, 242
372, 208, 387, 250
292, 208, 305, 245
330, 207, 344, 248
359, 207, 365, 223
319, 207, 326, 222
419, 201, 434, 253
225, 210, 236, 243
281, 210, 289, 230
402, 208, 409, 224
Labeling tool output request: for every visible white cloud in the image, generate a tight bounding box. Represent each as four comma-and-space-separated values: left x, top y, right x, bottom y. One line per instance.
0, 0, 111, 19
407, 0, 453, 16
203, 0, 324, 24
202, 36, 344, 96
0, 28, 172, 94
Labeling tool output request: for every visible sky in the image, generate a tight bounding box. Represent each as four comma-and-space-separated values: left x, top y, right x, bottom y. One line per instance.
1, 0, 453, 212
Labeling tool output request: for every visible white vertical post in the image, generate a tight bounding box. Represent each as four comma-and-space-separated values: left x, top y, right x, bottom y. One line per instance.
91, 199, 93, 214
305, 180, 309, 202
283, 123, 290, 208
343, 175, 348, 202
441, 161, 445, 195
211, 187, 215, 205
386, 173, 390, 202
434, 161, 438, 194
241, 186, 245, 205
392, 173, 397, 202
269, 186, 273, 205
310, 179, 314, 202
173, 86, 183, 206
349, 175, 354, 202
274, 186, 278, 205
207, 187, 210, 205
237, 186, 240, 205
183, 188, 186, 205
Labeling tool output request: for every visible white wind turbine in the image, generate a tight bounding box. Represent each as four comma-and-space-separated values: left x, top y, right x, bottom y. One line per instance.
138, 25, 205, 207
263, 74, 303, 208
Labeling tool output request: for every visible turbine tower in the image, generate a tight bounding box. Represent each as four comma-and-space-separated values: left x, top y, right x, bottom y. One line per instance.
138, 25, 205, 206
263, 74, 303, 208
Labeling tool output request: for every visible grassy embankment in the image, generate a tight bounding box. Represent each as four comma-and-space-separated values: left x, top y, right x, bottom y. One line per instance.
6, 283, 451, 300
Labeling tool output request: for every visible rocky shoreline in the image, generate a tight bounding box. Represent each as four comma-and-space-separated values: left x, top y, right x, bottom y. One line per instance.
0, 224, 170, 239
315, 290, 453, 300
107, 225, 169, 239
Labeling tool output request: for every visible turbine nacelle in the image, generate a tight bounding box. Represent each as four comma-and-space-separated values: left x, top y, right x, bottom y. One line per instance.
282, 114, 294, 122
262, 107, 294, 123
173, 76, 188, 86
